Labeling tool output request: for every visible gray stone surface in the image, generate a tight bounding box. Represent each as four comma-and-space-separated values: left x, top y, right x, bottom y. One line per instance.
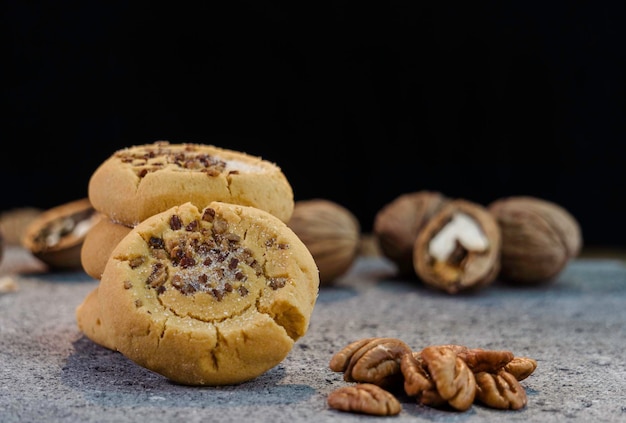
1, 246, 626, 422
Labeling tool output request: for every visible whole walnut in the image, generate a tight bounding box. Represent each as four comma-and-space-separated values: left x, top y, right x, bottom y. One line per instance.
287, 199, 361, 285
488, 196, 582, 284
373, 191, 449, 276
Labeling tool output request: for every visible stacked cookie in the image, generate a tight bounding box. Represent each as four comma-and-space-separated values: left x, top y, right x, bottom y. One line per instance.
76, 141, 320, 386
81, 140, 296, 279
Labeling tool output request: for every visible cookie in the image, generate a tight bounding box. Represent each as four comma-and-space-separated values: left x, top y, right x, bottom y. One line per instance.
88, 141, 294, 226
91, 201, 320, 385
81, 218, 132, 279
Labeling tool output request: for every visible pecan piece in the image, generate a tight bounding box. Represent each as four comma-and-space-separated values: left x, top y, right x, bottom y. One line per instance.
340, 337, 412, 389
456, 347, 515, 374
504, 356, 538, 381
399, 351, 447, 407
327, 383, 402, 416
400, 351, 433, 397
475, 370, 528, 410
420, 345, 477, 411
329, 338, 377, 373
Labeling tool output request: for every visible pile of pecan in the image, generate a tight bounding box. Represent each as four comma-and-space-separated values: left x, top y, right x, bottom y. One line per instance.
327, 337, 537, 416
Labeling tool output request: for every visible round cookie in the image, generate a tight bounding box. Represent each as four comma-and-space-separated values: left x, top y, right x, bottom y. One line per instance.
81, 218, 132, 279
95, 201, 320, 386
88, 141, 294, 226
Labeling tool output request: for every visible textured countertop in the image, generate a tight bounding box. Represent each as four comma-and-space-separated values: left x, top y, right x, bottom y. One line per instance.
1, 245, 626, 423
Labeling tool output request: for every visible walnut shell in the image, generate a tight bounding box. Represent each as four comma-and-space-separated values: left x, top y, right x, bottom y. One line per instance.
287, 199, 360, 285
373, 191, 449, 276
488, 196, 582, 284
21, 198, 103, 270
413, 199, 501, 294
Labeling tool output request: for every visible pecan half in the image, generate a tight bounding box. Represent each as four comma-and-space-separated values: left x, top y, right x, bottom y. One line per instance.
456, 347, 514, 374
504, 356, 538, 381
331, 337, 412, 390
329, 338, 377, 373
400, 351, 433, 397
475, 370, 528, 410
420, 345, 477, 411
327, 383, 402, 416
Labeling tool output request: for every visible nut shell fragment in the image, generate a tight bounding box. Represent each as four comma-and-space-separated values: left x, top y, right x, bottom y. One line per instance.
413, 199, 501, 294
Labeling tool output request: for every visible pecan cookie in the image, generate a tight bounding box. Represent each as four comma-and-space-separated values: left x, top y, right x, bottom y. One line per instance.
85, 201, 319, 386
80, 218, 132, 279
88, 141, 295, 226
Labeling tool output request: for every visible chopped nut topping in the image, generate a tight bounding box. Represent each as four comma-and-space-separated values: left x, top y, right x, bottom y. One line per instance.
138, 210, 285, 301
114, 142, 229, 179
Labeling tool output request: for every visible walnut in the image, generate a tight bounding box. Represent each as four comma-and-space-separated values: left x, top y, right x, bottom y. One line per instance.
327, 383, 402, 416
413, 199, 501, 294
21, 198, 102, 269
488, 196, 582, 284
373, 191, 449, 276
475, 370, 528, 410
287, 199, 360, 285
329, 337, 412, 390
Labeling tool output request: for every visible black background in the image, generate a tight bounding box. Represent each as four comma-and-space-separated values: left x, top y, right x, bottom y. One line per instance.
3, 1, 626, 247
